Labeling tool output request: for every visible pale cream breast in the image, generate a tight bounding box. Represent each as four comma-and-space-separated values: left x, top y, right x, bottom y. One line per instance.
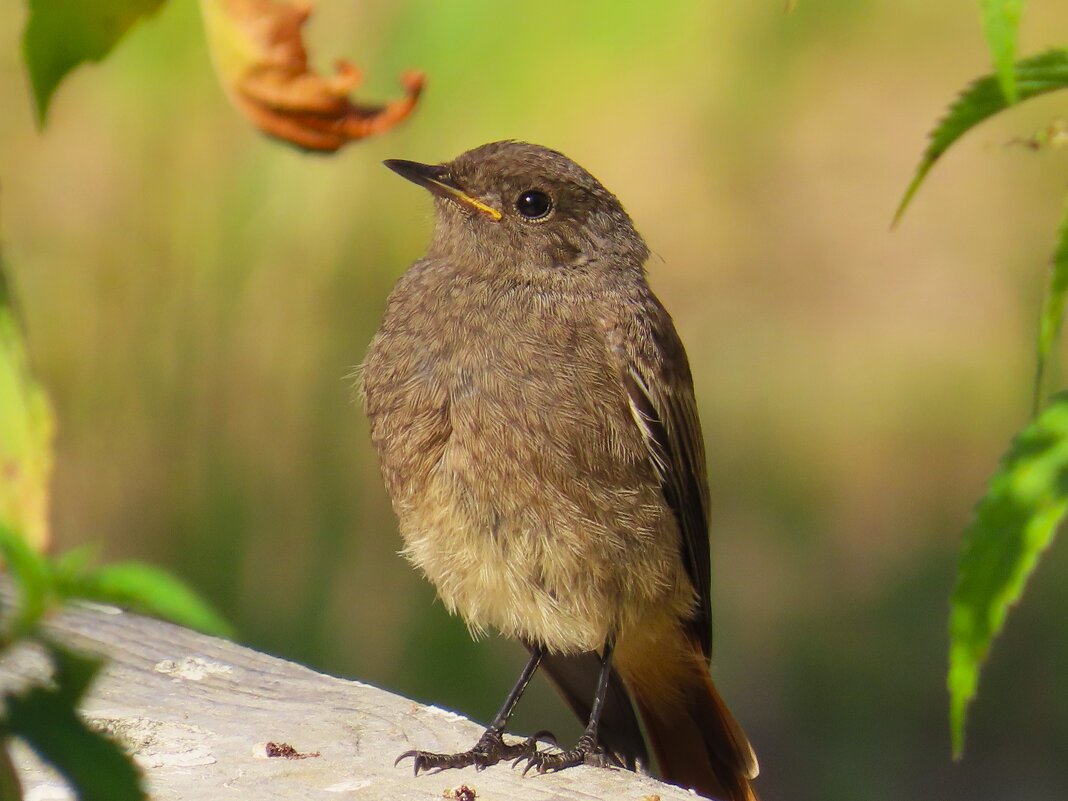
397, 455, 695, 654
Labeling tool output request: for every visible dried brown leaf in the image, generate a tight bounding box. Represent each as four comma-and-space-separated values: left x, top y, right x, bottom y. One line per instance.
200, 0, 424, 152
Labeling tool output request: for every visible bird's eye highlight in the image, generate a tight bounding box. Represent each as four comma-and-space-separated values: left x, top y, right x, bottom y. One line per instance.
515, 190, 553, 220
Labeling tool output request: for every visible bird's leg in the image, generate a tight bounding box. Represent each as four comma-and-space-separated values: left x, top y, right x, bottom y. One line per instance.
396, 645, 551, 774
514, 639, 622, 775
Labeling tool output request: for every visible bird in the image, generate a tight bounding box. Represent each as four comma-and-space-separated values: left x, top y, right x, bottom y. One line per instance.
360, 140, 759, 801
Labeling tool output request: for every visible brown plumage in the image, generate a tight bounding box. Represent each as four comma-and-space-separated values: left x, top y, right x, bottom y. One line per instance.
361, 141, 758, 801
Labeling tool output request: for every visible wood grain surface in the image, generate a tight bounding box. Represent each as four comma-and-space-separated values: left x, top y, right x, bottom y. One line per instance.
1, 594, 698, 800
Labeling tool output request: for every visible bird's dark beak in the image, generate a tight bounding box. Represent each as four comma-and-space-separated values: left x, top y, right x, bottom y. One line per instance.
384, 159, 502, 221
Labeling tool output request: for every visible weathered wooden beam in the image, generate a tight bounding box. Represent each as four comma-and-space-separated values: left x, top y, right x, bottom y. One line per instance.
3, 597, 697, 800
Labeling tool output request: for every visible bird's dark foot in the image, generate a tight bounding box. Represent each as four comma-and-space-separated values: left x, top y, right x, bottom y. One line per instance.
513, 732, 622, 775
396, 728, 552, 775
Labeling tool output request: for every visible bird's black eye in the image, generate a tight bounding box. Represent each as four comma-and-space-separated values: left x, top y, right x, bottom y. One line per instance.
515, 189, 553, 220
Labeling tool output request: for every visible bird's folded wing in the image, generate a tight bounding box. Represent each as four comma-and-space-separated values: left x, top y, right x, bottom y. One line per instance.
609, 310, 713, 657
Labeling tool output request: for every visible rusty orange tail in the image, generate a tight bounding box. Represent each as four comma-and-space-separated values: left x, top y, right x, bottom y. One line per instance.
621, 634, 758, 801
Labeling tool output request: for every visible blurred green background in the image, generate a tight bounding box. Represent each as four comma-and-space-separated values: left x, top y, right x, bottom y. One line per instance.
3, 1, 1068, 799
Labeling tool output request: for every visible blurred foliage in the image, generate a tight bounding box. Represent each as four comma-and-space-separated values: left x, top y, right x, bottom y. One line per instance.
895, 33, 1068, 752
0, 519, 230, 800
5, 1, 1068, 801
0, 523, 230, 644
24, 0, 424, 149
0, 259, 53, 550
2, 641, 143, 801
22, 0, 165, 124
2, 156, 227, 796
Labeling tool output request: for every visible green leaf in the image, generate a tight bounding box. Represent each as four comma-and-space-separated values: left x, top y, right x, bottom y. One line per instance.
59, 562, 232, 638
4, 649, 145, 801
980, 0, 1026, 104
52, 545, 97, 579
948, 392, 1068, 757
22, 0, 168, 125
895, 48, 1068, 224
45, 641, 103, 706
0, 259, 55, 551
0, 523, 53, 641
1033, 195, 1068, 414
0, 742, 24, 801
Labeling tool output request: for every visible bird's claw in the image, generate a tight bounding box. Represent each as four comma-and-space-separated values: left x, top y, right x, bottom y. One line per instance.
396, 728, 550, 775
512, 733, 621, 776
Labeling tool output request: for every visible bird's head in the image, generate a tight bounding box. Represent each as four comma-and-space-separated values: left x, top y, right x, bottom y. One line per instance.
385, 141, 649, 276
